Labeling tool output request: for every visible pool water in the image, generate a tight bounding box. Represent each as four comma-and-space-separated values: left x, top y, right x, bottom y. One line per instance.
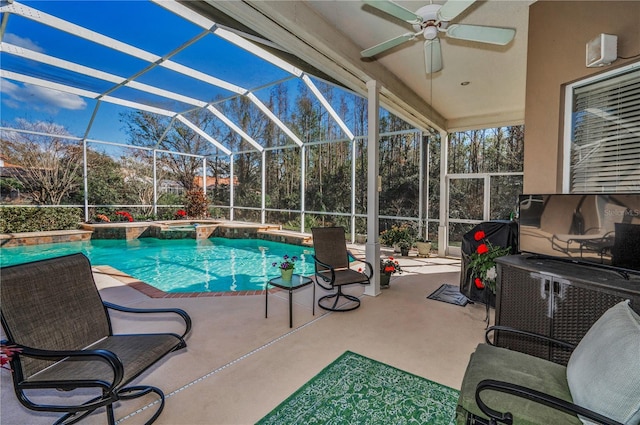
0, 238, 315, 293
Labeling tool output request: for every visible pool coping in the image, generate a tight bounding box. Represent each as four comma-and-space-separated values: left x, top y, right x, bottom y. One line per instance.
1, 221, 313, 247
92, 265, 297, 298
0, 230, 93, 247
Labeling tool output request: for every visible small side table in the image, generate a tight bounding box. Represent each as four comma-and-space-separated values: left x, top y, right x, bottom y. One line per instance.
265, 274, 314, 328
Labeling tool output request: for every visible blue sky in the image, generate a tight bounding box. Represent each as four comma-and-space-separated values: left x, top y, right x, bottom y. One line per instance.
0, 0, 294, 145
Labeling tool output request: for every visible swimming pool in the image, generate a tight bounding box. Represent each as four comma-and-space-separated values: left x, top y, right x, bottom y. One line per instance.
0, 238, 315, 293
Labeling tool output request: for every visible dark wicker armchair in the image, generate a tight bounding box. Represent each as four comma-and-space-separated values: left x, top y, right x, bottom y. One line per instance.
311, 227, 373, 312
1, 253, 192, 425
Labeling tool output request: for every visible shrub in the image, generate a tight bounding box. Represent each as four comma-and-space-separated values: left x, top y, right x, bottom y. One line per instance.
0, 207, 82, 233
185, 188, 209, 219
115, 211, 134, 222
379, 224, 413, 246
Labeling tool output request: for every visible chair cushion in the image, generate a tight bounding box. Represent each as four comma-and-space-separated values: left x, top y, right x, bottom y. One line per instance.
457, 343, 582, 425
566, 300, 640, 425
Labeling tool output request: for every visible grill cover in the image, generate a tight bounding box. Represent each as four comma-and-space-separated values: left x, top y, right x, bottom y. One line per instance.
460, 220, 519, 305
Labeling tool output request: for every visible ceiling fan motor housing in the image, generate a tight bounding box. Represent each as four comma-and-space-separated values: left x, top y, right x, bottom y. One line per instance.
412, 4, 449, 39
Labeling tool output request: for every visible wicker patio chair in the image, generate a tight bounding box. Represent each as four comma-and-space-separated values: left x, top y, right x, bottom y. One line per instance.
311, 227, 373, 311
0, 253, 192, 425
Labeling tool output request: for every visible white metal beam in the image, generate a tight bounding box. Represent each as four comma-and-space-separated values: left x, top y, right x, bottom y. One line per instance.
3, 1, 308, 149
151, 0, 303, 77
1, 42, 276, 153
365, 80, 381, 297
246, 92, 303, 147
2, 1, 246, 95
213, 27, 303, 78
176, 115, 231, 156
0, 70, 176, 117
1, 2, 156, 61
206, 105, 263, 153
151, 0, 306, 147
0, 42, 210, 108
302, 73, 355, 141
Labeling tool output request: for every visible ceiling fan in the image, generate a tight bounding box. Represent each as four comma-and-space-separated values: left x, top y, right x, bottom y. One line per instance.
360, 0, 516, 74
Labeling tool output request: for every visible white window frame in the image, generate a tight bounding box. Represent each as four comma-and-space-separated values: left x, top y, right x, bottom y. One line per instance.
562, 61, 640, 193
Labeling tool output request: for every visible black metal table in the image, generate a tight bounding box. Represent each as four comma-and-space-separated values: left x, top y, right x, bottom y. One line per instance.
265, 274, 315, 328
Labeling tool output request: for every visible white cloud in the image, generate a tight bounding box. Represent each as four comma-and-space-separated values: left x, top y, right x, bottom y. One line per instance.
1, 78, 86, 113
3, 33, 44, 53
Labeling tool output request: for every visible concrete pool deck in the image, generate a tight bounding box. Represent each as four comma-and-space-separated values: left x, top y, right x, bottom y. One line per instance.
0, 248, 492, 425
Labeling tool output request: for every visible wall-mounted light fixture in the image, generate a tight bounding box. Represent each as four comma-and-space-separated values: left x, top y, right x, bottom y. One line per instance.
586, 33, 617, 68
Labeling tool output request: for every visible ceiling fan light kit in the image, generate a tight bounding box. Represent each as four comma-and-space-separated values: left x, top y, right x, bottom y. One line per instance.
361, 0, 516, 74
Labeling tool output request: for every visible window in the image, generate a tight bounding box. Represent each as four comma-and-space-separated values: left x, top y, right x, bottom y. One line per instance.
564, 63, 640, 193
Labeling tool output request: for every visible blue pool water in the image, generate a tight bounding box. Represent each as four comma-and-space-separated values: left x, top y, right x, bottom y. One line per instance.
0, 238, 315, 292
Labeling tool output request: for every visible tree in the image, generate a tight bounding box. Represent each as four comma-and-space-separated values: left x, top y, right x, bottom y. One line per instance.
121, 110, 213, 192
213, 96, 270, 208
69, 148, 127, 206
0, 119, 81, 205
119, 154, 157, 216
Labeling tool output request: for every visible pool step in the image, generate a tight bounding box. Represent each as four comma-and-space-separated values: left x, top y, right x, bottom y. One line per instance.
156, 223, 218, 240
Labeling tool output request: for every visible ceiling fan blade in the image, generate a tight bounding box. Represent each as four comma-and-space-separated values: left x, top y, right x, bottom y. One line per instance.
361, 32, 417, 57
424, 39, 443, 74
362, 0, 423, 24
446, 24, 516, 45
437, 0, 476, 21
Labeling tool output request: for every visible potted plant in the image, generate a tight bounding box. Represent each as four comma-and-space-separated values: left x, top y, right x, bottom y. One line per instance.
415, 237, 432, 257
355, 233, 367, 244
379, 256, 402, 288
397, 238, 412, 256
272, 254, 298, 282
380, 224, 413, 253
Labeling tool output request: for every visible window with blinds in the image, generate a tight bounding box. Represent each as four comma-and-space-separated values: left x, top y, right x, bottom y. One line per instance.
566, 64, 640, 193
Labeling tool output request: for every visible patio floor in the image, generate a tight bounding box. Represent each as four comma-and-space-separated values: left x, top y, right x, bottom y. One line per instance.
0, 249, 490, 425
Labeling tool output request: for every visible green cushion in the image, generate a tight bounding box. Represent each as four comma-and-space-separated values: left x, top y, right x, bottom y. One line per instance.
566, 300, 640, 425
457, 344, 582, 425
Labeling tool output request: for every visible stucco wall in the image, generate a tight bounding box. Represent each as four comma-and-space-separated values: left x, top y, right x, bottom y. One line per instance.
523, 1, 640, 194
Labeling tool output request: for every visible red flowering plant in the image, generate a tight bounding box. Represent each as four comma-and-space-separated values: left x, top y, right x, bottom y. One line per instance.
115, 211, 134, 222
380, 256, 402, 275
174, 209, 187, 219
1, 341, 21, 372
468, 230, 511, 293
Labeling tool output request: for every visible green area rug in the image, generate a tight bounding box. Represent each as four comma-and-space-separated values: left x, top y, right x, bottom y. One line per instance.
257, 351, 459, 424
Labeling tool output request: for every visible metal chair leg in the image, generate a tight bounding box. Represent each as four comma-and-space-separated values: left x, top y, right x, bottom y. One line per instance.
318, 286, 360, 312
